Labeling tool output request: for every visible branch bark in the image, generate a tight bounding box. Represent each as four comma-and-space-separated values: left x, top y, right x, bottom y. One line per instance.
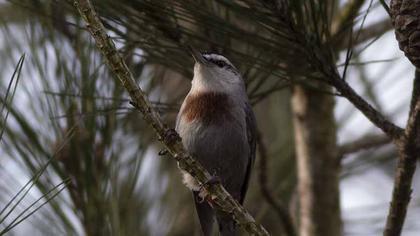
384, 1, 420, 233
330, 76, 404, 140
73, 1, 269, 235
384, 71, 420, 236
338, 133, 391, 157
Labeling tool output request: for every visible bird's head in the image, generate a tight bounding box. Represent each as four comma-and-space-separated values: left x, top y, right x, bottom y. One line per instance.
188, 47, 245, 94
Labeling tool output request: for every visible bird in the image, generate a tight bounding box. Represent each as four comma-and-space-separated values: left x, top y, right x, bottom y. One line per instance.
175, 48, 256, 236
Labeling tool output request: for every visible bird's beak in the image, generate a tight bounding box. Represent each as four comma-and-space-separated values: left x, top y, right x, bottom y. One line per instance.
188, 46, 206, 64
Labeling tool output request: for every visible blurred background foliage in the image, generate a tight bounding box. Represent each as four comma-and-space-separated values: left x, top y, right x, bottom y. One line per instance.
0, 0, 418, 235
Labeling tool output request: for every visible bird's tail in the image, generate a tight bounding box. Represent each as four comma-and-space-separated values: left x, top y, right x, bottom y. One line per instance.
193, 191, 237, 236
216, 213, 236, 236
193, 192, 215, 236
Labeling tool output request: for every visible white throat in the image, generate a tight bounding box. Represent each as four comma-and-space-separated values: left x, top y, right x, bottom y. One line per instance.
190, 63, 245, 95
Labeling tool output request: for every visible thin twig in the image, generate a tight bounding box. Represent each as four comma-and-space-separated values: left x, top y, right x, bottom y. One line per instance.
73, 1, 269, 235
379, 0, 391, 16
338, 134, 391, 157
330, 76, 404, 140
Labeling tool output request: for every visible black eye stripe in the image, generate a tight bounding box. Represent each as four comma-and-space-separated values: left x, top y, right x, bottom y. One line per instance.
202, 54, 237, 73
206, 58, 228, 67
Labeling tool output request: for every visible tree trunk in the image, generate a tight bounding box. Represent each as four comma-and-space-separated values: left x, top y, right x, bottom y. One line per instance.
291, 84, 342, 236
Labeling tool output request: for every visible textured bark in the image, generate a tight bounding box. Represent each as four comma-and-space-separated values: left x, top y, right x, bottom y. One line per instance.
384, 101, 420, 236
384, 0, 420, 232
291, 85, 341, 236
390, 0, 420, 68
384, 72, 420, 236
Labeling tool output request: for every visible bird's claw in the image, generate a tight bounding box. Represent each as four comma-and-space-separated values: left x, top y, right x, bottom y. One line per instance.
197, 190, 208, 203
158, 149, 168, 156
204, 176, 222, 186
158, 129, 180, 156
197, 175, 221, 204
162, 128, 181, 145
129, 100, 137, 108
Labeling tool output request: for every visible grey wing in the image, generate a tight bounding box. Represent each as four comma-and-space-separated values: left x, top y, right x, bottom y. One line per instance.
239, 102, 257, 204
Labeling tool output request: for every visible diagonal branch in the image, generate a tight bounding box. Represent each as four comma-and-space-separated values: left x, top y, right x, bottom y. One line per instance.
73, 0, 269, 235
330, 76, 404, 141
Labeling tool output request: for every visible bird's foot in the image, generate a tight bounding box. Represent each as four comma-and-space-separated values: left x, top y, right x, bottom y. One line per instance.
198, 175, 222, 204
204, 176, 222, 186
162, 128, 181, 145
158, 149, 168, 156
158, 129, 181, 156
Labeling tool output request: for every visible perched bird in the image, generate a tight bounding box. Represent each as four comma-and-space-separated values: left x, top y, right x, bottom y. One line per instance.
176, 48, 256, 236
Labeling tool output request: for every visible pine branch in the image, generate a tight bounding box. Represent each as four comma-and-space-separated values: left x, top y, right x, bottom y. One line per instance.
330, 76, 404, 140
72, 0, 269, 235
384, 69, 420, 236
264, 1, 403, 141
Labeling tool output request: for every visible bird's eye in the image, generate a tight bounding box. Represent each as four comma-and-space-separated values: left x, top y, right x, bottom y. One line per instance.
213, 60, 226, 68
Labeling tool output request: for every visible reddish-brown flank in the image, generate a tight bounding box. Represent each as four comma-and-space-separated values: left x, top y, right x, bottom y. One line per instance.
182, 92, 232, 124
